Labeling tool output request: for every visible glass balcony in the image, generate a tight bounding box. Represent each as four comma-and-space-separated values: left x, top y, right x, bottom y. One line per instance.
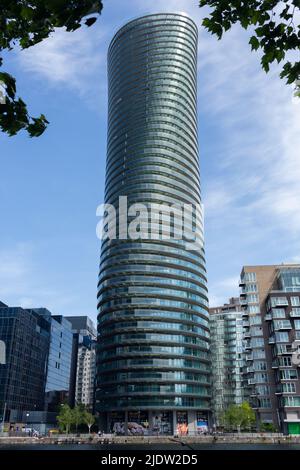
265, 314, 272, 321
275, 321, 292, 330
271, 297, 289, 307
290, 308, 300, 317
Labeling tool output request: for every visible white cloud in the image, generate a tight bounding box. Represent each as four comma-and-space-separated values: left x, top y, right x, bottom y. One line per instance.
208, 276, 240, 308
0, 243, 86, 315
16, 25, 108, 104
199, 24, 300, 236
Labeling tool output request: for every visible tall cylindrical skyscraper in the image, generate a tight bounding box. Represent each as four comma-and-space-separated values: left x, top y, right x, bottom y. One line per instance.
97, 13, 210, 435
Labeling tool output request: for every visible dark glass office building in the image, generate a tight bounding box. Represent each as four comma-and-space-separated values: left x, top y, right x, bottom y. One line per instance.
0, 303, 51, 420
97, 13, 210, 435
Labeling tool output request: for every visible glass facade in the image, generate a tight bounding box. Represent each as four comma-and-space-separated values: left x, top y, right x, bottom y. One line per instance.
210, 299, 244, 422
66, 316, 97, 410
44, 314, 73, 411
0, 305, 50, 418
266, 267, 300, 434
96, 13, 210, 430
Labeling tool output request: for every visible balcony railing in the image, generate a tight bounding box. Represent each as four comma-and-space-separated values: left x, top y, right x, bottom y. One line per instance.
290, 309, 300, 317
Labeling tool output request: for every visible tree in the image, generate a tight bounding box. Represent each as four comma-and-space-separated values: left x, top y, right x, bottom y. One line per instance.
0, 0, 103, 137
72, 404, 85, 433
83, 410, 96, 434
260, 422, 277, 432
57, 404, 73, 434
199, 1, 300, 97
222, 402, 256, 432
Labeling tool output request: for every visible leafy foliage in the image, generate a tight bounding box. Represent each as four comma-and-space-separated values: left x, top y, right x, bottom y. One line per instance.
72, 404, 85, 432
199, 1, 300, 96
221, 402, 256, 431
57, 404, 73, 434
57, 403, 96, 433
259, 422, 278, 432
83, 409, 96, 433
0, 0, 103, 137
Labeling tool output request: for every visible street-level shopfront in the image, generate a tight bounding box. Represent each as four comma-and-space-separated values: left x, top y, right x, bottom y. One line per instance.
106, 410, 210, 436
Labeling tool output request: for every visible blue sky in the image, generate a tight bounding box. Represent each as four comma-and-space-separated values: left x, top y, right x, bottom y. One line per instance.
1, 0, 299, 322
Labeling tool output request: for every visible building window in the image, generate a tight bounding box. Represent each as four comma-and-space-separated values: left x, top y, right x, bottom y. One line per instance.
279, 356, 292, 367
248, 305, 260, 314
273, 320, 291, 330
259, 398, 271, 408
249, 315, 262, 325
282, 383, 296, 394
253, 349, 266, 359
280, 369, 298, 380
276, 344, 290, 354
291, 308, 300, 317
246, 283, 257, 293
271, 297, 289, 307
257, 385, 270, 395
275, 332, 289, 343
291, 297, 300, 307
251, 338, 264, 347
254, 373, 268, 383
294, 320, 300, 330
282, 396, 300, 407
271, 308, 286, 318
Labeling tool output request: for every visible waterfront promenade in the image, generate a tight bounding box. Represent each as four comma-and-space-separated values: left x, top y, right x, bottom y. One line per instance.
1, 433, 300, 447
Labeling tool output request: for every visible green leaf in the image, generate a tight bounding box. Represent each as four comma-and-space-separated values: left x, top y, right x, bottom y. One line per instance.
0, 0, 103, 137
249, 35, 260, 50
85, 17, 97, 27
0, 72, 16, 99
